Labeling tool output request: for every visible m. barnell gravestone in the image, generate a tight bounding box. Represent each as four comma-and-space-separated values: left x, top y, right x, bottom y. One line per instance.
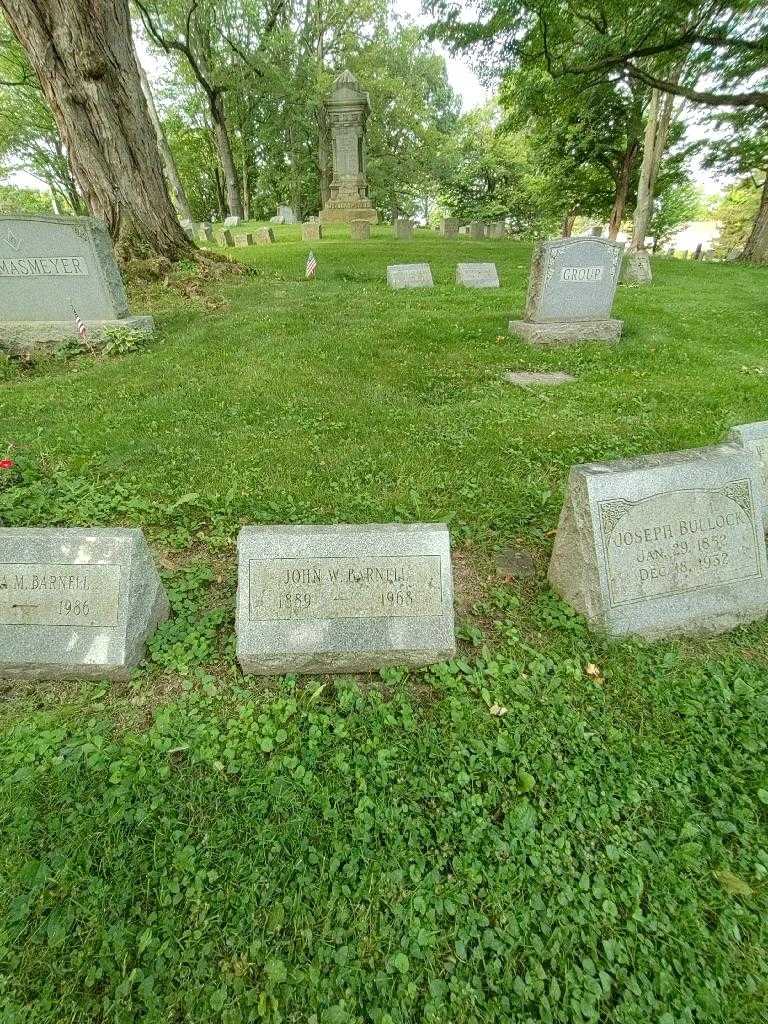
0, 528, 169, 680
509, 237, 623, 345
0, 215, 153, 350
236, 524, 455, 674
548, 445, 768, 638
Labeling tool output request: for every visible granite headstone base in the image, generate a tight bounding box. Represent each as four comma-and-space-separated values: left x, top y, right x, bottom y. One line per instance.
509, 319, 623, 346
319, 206, 378, 225
1, 315, 154, 353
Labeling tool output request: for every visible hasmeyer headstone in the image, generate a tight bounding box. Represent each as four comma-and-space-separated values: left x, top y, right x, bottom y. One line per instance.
727, 421, 768, 525
509, 236, 623, 345
548, 444, 768, 638
0, 528, 169, 681
236, 524, 455, 674
456, 262, 499, 288
0, 215, 153, 351
387, 263, 433, 289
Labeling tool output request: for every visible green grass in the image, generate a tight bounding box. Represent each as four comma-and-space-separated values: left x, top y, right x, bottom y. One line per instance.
1, 227, 767, 1022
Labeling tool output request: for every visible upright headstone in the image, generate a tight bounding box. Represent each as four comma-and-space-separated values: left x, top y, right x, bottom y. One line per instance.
0, 215, 153, 350
235, 233, 255, 247
236, 523, 455, 674
216, 229, 235, 247
0, 527, 169, 681
548, 444, 768, 638
350, 220, 371, 240
441, 218, 459, 238
458, 226, 470, 236
387, 263, 433, 289
319, 70, 378, 225
394, 219, 413, 240
469, 221, 484, 240
590, 226, 603, 237
256, 228, 275, 245
224, 215, 241, 228
488, 222, 505, 239
727, 422, 768, 525
509, 236, 623, 345
621, 249, 652, 285
277, 205, 298, 225
456, 262, 499, 288
302, 223, 323, 242
180, 219, 195, 240
197, 223, 213, 243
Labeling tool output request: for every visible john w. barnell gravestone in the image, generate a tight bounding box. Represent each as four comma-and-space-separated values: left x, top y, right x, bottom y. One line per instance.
548, 444, 768, 638
0, 215, 153, 351
236, 524, 455, 674
0, 528, 169, 680
509, 236, 623, 345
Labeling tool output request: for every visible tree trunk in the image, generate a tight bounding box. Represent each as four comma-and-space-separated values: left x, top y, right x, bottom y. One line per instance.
742, 175, 768, 264
241, 149, 250, 222
0, 0, 195, 263
632, 86, 677, 251
135, 45, 193, 222
210, 90, 243, 220
608, 141, 639, 240
561, 212, 575, 237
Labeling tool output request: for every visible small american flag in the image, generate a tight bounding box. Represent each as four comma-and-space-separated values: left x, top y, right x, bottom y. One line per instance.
306, 250, 317, 279
72, 305, 87, 342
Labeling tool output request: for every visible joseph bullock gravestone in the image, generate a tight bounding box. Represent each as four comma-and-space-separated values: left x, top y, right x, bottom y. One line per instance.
236, 523, 455, 674
0, 528, 169, 681
509, 236, 623, 345
0, 215, 153, 350
548, 444, 768, 638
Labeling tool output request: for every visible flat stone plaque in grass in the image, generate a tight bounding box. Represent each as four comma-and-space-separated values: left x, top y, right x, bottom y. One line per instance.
236, 524, 455, 675
0, 528, 169, 681
0, 215, 153, 351
727, 421, 768, 525
456, 262, 499, 288
509, 236, 623, 345
387, 263, 433, 289
548, 445, 768, 638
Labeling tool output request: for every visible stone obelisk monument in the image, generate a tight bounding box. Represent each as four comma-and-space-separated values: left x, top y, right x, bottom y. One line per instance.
319, 70, 378, 225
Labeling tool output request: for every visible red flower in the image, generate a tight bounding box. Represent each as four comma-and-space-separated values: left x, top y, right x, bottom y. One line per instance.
0, 459, 15, 470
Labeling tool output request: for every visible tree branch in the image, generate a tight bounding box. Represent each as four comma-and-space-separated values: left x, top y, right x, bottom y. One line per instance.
624, 62, 768, 108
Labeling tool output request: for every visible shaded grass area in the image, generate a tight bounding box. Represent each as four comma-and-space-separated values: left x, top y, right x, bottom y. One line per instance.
1, 229, 767, 1022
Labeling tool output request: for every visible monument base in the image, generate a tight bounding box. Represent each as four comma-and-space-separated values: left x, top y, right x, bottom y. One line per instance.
621, 249, 652, 285
0, 315, 154, 353
319, 206, 378, 225
508, 318, 623, 346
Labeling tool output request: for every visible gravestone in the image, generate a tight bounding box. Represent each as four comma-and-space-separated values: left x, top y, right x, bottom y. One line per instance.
0, 215, 153, 350
278, 205, 298, 225
197, 223, 213, 243
456, 262, 499, 288
622, 249, 652, 286
216, 229, 235, 247
488, 222, 505, 239
224, 215, 241, 228
548, 444, 768, 638
509, 236, 623, 345
590, 226, 603, 237
235, 233, 255, 247
269, 215, 285, 225
469, 221, 484, 240
236, 523, 455, 674
394, 219, 413, 240
441, 218, 459, 238
180, 219, 195, 240
319, 70, 378, 225
302, 223, 323, 242
727, 422, 768, 525
0, 527, 169, 681
458, 226, 470, 236
256, 228, 275, 245
504, 371, 576, 386
350, 220, 371, 240
387, 263, 433, 289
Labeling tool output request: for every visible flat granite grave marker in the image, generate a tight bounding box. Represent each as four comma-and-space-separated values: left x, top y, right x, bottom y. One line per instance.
302, 223, 323, 242
387, 263, 433, 289
0, 528, 169, 681
0, 215, 153, 350
509, 236, 623, 345
457, 262, 499, 288
504, 371, 576, 386
350, 220, 371, 240
548, 444, 768, 638
236, 523, 456, 674
727, 421, 768, 525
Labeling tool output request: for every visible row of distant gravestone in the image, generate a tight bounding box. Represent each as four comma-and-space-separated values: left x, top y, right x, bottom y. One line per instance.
1, 424, 767, 682
182, 216, 507, 245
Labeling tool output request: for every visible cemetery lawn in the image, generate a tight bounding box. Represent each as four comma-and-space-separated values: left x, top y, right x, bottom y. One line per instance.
1, 225, 768, 1023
